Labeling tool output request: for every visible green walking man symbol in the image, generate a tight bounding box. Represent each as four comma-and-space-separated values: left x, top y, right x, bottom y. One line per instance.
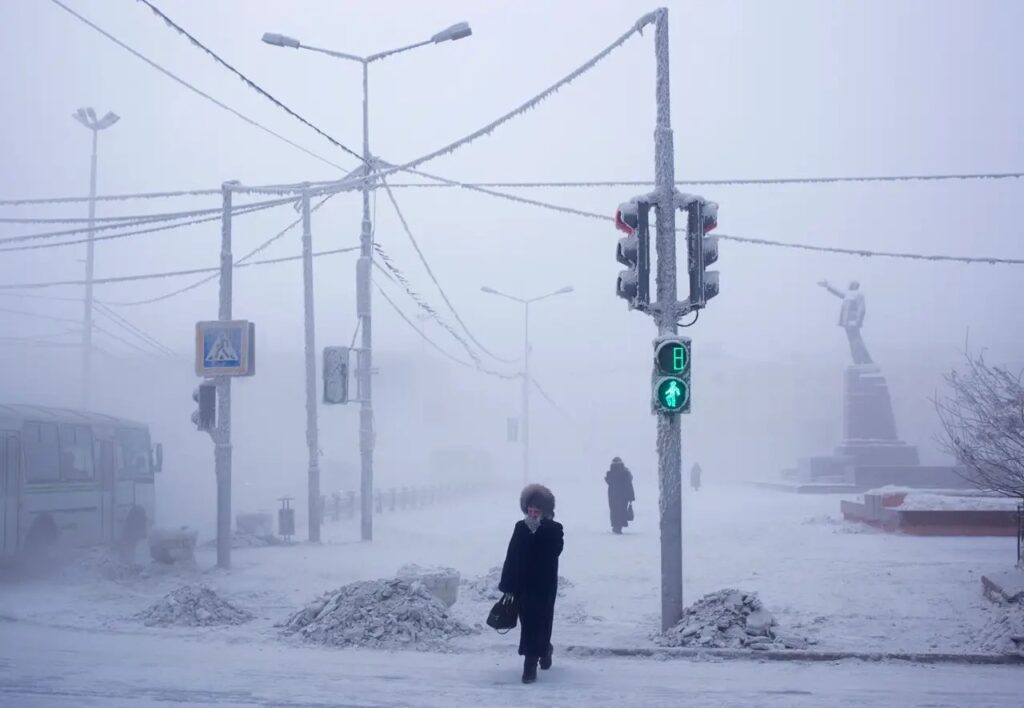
662, 379, 683, 409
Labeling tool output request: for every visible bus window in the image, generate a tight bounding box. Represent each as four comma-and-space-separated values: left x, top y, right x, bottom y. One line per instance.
59, 424, 94, 481
115, 428, 151, 478
23, 422, 59, 483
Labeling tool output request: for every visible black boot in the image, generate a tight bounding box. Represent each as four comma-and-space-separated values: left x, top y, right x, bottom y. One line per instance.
522, 655, 538, 684
539, 644, 553, 670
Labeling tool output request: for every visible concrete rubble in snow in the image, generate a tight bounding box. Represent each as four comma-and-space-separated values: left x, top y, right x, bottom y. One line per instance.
281, 578, 477, 650
134, 584, 254, 627
396, 563, 460, 608
460, 565, 574, 602
656, 589, 813, 650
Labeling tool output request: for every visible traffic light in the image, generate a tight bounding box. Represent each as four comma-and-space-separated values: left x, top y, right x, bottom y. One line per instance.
652, 336, 691, 414
686, 198, 720, 308
322, 346, 350, 404
614, 200, 651, 310
191, 381, 216, 431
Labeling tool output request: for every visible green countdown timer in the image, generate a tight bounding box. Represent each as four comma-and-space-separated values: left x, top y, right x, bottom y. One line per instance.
656, 341, 689, 375
656, 377, 689, 411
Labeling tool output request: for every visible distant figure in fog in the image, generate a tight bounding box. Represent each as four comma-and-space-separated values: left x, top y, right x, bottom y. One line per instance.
690, 462, 702, 491
605, 457, 635, 534
499, 484, 563, 684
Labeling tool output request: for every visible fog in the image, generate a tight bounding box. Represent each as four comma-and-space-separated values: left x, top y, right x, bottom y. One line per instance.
1, 1, 1023, 700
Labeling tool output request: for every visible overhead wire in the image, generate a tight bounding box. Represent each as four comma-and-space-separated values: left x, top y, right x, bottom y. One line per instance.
0, 246, 359, 291
94, 302, 177, 357
103, 193, 338, 306
46, 0, 348, 172
379, 176, 516, 364
134, 0, 364, 164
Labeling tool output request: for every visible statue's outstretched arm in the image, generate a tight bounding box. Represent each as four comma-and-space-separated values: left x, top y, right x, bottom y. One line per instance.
817, 280, 844, 299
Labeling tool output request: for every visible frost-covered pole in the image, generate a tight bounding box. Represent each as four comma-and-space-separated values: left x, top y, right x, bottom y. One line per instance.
81, 127, 98, 411
522, 303, 531, 484
216, 182, 235, 569
652, 7, 683, 632
357, 60, 376, 542
301, 189, 321, 543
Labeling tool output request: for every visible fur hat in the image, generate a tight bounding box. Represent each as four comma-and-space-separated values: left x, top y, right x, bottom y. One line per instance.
519, 483, 556, 519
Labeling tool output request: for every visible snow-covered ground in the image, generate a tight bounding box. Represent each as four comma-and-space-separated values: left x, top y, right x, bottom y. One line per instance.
1, 481, 1021, 706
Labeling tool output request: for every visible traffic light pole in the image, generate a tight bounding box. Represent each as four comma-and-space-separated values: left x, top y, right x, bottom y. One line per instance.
216, 183, 235, 569
357, 61, 375, 543
652, 8, 683, 633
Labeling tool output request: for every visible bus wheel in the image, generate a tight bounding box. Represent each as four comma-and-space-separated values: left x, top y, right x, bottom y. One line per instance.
22, 517, 59, 574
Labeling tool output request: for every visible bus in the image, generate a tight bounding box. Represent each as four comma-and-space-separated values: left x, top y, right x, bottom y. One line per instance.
0, 404, 163, 563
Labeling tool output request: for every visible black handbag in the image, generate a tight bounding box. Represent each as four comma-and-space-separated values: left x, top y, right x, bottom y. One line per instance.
486, 597, 518, 634
626, 502, 634, 521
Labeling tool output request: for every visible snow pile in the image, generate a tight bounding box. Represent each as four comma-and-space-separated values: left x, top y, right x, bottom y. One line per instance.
977, 600, 1024, 654
461, 565, 573, 602
396, 564, 460, 607
135, 585, 254, 627
282, 578, 476, 650
64, 549, 143, 582
656, 589, 811, 650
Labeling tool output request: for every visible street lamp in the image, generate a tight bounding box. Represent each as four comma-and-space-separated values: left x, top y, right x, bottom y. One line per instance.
261, 23, 472, 543
480, 285, 574, 484
72, 107, 119, 411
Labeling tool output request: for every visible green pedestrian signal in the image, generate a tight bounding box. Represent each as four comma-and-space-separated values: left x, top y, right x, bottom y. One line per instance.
652, 337, 692, 414
656, 377, 689, 411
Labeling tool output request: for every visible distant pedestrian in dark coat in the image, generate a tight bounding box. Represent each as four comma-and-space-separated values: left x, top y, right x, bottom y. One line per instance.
498, 484, 563, 684
605, 457, 635, 534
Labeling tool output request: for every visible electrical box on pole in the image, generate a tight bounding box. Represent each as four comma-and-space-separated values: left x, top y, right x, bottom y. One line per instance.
652, 336, 691, 414
322, 346, 350, 404
614, 200, 651, 310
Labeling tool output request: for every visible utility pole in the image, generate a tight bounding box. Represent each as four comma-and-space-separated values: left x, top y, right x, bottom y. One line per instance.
357, 62, 375, 543
301, 189, 321, 542
215, 182, 235, 569
72, 107, 119, 410
260, 23, 473, 541
652, 7, 683, 634
521, 304, 531, 485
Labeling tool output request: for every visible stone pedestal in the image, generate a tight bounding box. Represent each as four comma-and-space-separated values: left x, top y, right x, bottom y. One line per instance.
775, 364, 967, 492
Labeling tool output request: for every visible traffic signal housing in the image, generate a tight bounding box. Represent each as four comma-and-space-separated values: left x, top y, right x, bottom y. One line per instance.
652, 336, 691, 414
686, 198, 719, 308
191, 381, 217, 431
614, 200, 651, 310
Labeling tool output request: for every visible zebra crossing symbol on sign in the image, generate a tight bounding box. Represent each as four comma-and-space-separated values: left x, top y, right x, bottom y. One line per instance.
195, 321, 255, 376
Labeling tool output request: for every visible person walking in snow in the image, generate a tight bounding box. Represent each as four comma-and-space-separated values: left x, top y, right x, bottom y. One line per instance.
690, 462, 702, 491
605, 457, 635, 534
498, 484, 564, 684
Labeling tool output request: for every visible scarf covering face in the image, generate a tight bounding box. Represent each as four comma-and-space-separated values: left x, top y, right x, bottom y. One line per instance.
524, 514, 541, 533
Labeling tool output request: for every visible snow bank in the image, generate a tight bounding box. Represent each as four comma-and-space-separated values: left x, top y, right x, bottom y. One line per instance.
460, 565, 574, 602
656, 589, 812, 650
201, 532, 282, 549
977, 600, 1024, 654
898, 493, 1021, 512
135, 585, 254, 627
281, 578, 476, 650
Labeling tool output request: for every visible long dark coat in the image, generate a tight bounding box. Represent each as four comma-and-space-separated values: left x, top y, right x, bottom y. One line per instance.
605, 462, 635, 529
498, 518, 564, 657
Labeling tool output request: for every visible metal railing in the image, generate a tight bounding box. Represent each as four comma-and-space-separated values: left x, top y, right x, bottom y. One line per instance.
322, 484, 474, 523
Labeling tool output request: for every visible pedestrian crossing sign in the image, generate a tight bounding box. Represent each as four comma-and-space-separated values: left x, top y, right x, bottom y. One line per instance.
195, 320, 255, 376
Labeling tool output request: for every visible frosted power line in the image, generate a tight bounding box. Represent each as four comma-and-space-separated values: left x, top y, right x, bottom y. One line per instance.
104, 194, 337, 306
0, 188, 222, 206
381, 172, 1024, 189
134, 0, 364, 164
371, 249, 483, 367
47, 0, 347, 172
0, 197, 294, 249
94, 302, 176, 357
0, 307, 80, 325
374, 280, 518, 381
0, 246, 359, 291
379, 177, 515, 364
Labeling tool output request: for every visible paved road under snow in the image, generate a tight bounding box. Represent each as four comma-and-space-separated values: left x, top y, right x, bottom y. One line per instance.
2, 622, 1022, 707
